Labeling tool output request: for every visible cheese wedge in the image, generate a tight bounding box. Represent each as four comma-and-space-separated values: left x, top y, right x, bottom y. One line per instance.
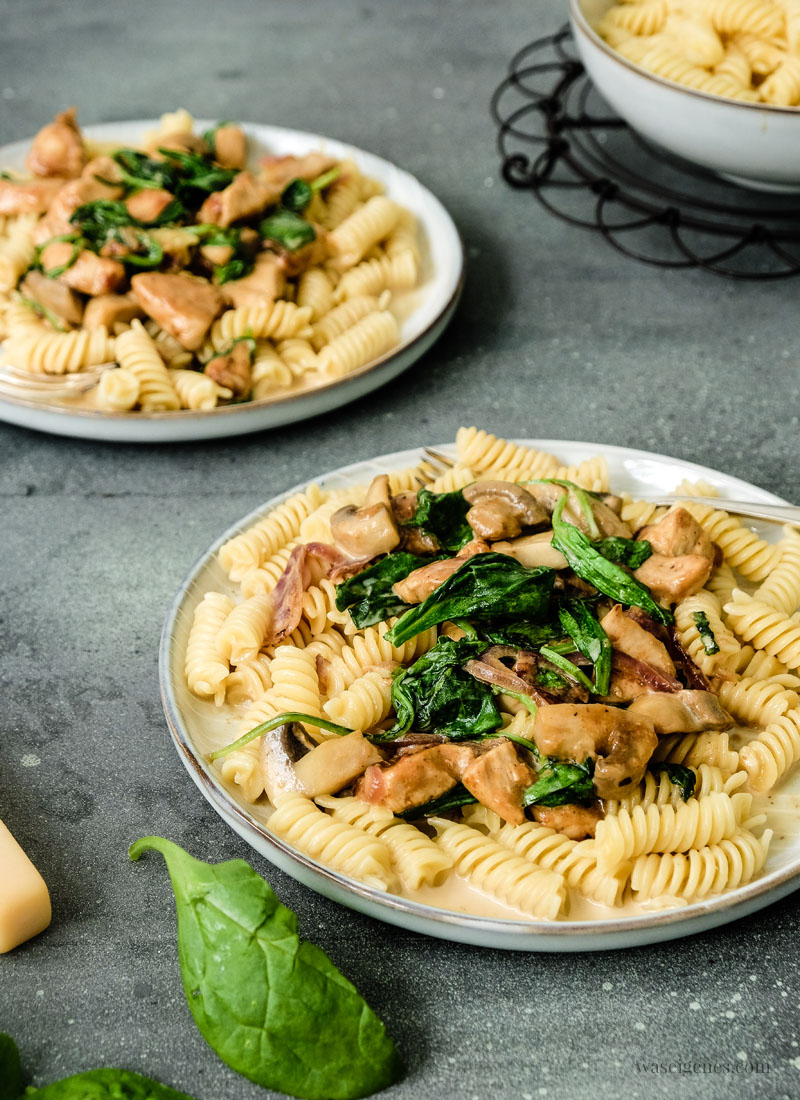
0, 818, 51, 953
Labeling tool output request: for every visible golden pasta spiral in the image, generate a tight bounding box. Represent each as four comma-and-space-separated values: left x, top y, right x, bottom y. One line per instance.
630, 829, 773, 901
316, 310, 400, 379
115, 320, 179, 410
323, 668, 395, 731
185, 591, 234, 703
738, 709, 800, 791
724, 590, 800, 668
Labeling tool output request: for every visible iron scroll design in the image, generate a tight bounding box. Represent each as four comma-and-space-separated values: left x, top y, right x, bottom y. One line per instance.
491, 26, 800, 279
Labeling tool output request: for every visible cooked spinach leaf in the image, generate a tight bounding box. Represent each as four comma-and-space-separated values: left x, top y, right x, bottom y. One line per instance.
260, 210, 316, 251
558, 598, 611, 695
129, 837, 401, 1100
68, 202, 164, 269
648, 762, 697, 801
159, 148, 236, 196
208, 711, 352, 762
551, 497, 673, 626
0, 1034, 23, 1100
405, 487, 473, 553
692, 610, 720, 655
594, 536, 653, 570
112, 149, 177, 191
538, 646, 595, 694
281, 177, 313, 213
335, 551, 430, 628
385, 553, 555, 646
381, 636, 502, 741
478, 619, 565, 650
523, 757, 595, 807
399, 783, 477, 820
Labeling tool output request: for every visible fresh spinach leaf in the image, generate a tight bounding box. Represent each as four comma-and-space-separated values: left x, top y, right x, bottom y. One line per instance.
523, 757, 595, 808
335, 551, 431, 628
648, 762, 697, 801
26, 1068, 198, 1099
129, 837, 401, 1100
384, 553, 555, 646
399, 783, 478, 820
594, 536, 653, 570
382, 636, 502, 741
260, 210, 316, 252
558, 598, 611, 695
0, 1034, 23, 1100
691, 610, 720, 655
551, 497, 673, 626
405, 488, 473, 553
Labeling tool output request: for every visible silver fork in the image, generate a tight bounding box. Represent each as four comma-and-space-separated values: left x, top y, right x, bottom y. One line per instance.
422, 448, 799, 528
0, 361, 114, 398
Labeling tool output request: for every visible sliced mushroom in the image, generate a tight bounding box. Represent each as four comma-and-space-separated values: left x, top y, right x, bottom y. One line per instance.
463, 480, 549, 541
626, 689, 733, 734
259, 721, 312, 806
492, 531, 568, 570
330, 474, 400, 559
18, 270, 84, 327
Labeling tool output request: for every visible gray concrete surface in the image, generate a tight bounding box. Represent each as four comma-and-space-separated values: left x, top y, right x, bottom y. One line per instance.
1, 1, 799, 1097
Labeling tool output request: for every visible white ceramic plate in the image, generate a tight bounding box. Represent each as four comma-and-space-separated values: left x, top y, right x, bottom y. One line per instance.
0, 121, 463, 442
160, 441, 800, 951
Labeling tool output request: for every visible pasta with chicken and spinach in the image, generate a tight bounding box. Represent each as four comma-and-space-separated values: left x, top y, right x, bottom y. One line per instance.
0, 108, 424, 411
188, 430, 799, 921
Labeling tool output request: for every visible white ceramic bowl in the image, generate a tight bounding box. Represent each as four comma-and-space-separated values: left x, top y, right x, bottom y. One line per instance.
569, 0, 800, 191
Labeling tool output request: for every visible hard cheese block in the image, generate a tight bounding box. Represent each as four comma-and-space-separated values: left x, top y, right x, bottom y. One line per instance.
0, 818, 51, 953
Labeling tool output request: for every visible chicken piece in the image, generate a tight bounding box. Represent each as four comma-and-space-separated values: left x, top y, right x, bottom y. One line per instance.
18, 270, 84, 327
204, 340, 252, 400
82, 293, 142, 332
638, 507, 714, 560
221, 252, 286, 308
492, 531, 568, 570
392, 539, 491, 604
531, 803, 603, 840
534, 703, 657, 801
626, 689, 733, 734
0, 177, 67, 216
461, 739, 535, 826
39, 240, 125, 297
212, 125, 247, 170
356, 743, 477, 814
601, 604, 675, 678
125, 188, 175, 223
149, 130, 209, 157
634, 553, 713, 604
33, 174, 124, 244
200, 243, 235, 267
330, 475, 400, 559
81, 155, 124, 185
130, 271, 223, 350
198, 170, 278, 227
258, 151, 338, 190
26, 108, 86, 179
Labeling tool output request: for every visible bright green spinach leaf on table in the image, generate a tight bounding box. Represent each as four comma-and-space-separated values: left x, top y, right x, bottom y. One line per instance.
380, 636, 503, 742
129, 836, 401, 1100
0, 1033, 196, 1100
385, 553, 555, 646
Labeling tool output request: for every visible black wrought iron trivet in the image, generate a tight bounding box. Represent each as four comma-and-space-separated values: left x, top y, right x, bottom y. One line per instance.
491, 25, 800, 278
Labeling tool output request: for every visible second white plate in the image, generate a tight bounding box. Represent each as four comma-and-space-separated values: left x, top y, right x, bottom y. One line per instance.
0, 120, 464, 443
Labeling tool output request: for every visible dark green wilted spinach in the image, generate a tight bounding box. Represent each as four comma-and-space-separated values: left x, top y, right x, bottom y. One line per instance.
594, 536, 653, 570
692, 610, 720, 655
382, 636, 502, 741
648, 762, 697, 801
334, 551, 431, 628
523, 757, 596, 808
260, 210, 316, 251
558, 598, 611, 696
129, 837, 401, 1100
385, 553, 555, 646
0, 1033, 196, 1100
404, 487, 473, 552
399, 783, 478, 820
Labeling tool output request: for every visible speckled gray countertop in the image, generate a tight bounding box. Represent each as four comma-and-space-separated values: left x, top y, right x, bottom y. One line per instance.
1, 1, 799, 1097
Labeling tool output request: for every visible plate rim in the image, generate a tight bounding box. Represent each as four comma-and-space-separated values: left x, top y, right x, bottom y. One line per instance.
159, 439, 800, 949
0, 119, 465, 439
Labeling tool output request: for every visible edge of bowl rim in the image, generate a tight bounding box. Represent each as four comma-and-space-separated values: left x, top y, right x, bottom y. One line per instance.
159, 438, 800, 942
569, 0, 800, 116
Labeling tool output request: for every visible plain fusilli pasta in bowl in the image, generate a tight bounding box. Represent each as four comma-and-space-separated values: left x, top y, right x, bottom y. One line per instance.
0, 113, 463, 443
160, 434, 800, 951
570, 0, 800, 190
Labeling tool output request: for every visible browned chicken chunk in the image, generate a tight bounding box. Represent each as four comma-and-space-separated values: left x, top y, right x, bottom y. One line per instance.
633, 552, 713, 604
39, 240, 125, 297
392, 540, 491, 604
204, 340, 252, 400
356, 743, 477, 814
33, 174, 124, 244
534, 703, 657, 800
0, 176, 67, 216
221, 252, 286, 308
26, 108, 86, 178
82, 294, 142, 331
626, 689, 733, 734
258, 152, 338, 189
212, 125, 247, 170
531, 803, 603, 840
601, 605, 676, 677
130, 272, 223, 350
18, 270, 84, 327
638, 507, 714, 559
198, 171, 278, 227
125, 188, 175, 223
149, 130, 209, 157
461, 740, 535, 826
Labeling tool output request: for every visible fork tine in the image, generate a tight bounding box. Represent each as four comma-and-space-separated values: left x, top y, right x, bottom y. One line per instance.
422, 447, 455, 473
